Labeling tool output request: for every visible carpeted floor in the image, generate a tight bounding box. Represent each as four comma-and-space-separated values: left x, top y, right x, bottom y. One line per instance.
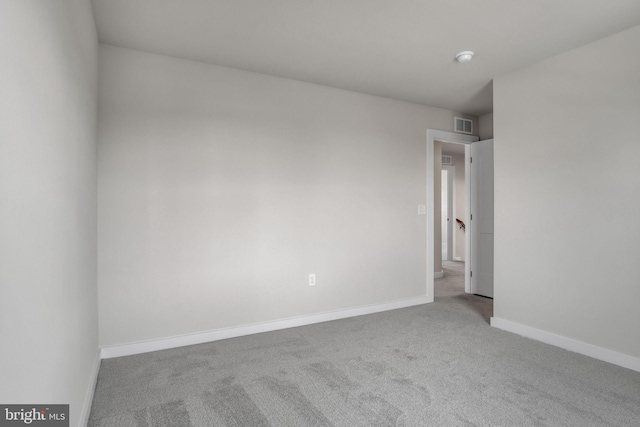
89, 262, 640, 426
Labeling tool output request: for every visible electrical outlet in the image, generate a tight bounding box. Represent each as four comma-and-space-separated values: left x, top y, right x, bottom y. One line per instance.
309, 273, 316, 286
418, 204, 426, 215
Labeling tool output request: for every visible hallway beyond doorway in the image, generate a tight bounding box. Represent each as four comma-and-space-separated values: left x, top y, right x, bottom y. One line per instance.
435, 261, 493, 322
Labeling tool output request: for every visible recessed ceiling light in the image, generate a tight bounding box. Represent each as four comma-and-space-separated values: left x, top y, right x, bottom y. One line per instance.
455, 51, 474, 63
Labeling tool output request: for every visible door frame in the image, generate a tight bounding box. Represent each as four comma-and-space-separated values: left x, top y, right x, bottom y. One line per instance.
426, 129, 478, 302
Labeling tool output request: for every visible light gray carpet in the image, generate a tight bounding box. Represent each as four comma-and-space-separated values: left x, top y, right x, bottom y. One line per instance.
89, 262, 640, 426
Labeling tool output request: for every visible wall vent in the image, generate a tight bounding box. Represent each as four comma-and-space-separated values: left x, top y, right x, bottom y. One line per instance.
442, 155, 453, 166
454, 117, 473, 134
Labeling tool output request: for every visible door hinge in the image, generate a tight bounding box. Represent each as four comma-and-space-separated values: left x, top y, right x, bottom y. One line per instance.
470, 157, 473, 163
471, 213, 473, 220
470, 271, 473, 277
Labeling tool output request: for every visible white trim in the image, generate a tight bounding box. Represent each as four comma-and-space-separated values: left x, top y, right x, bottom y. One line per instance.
427, 130, 478, 303
434, 271, 444, 279
491, 317, 640, 373
101, 296, 429, 359
79, 349, 101, 427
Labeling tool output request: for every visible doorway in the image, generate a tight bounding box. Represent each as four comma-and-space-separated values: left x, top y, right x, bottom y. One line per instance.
426, 130, 477, 303
426, 130, 494, 302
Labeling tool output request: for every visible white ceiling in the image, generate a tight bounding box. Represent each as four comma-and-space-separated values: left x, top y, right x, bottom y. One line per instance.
91, 0, 640, 116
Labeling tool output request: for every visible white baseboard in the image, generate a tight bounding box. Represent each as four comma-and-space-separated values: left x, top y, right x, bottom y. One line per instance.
79, 349, 101, 427
434, 271, 444, 279
491, 317, 640, 373
101, 296, 429, 359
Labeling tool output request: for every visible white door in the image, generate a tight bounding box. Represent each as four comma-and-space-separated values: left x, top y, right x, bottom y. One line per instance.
469, 139, 494, 297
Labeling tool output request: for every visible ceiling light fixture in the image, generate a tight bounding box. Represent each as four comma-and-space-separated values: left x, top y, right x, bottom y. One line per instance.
455, 51, 474, 63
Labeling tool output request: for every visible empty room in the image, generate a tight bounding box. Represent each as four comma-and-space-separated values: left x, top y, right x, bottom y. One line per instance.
1, 1, 640, 426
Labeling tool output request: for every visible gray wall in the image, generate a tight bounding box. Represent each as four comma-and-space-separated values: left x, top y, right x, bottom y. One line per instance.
97, 44, 473, 347
479, 113, 494, 140
0, 1, 99, 425
494, 25, 640, 358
